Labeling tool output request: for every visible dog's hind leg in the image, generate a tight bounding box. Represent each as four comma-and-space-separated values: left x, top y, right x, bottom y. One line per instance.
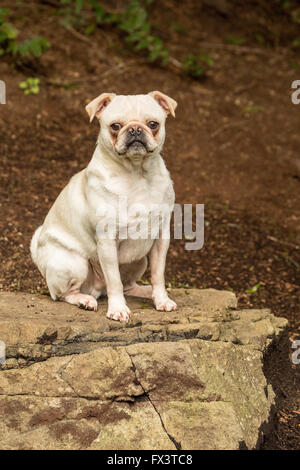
124, 283, 153, 299
122, 257, 153, 299
45, 246, 98, 311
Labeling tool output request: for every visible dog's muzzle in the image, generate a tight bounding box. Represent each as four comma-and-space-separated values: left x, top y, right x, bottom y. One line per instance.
125, 125, 148, 150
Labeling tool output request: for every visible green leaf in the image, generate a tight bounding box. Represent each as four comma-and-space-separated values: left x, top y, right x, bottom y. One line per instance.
75, 0, 83, 14
120, 3, 147, 33
199, 53, 213, 66
148, 47, 162, 61
19, 77, 40, 95
16, 37, 50, 58
1, 22, 18, 40
85, 24, 96, 35
246, 283, 261, 294
244, 105, 263, 113
30, 41, 42, 57
89, 0, 107, 22
64, 82, 77, 90
140, 21, 150, 34
161, 49, 169, 65
126, 31, 144, 43
183, 54, 207, 78
256, 34, 265, 45
135, 38, 150, 50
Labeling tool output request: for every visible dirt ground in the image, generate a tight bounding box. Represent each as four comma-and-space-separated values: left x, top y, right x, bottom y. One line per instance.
0, 0, 299, 449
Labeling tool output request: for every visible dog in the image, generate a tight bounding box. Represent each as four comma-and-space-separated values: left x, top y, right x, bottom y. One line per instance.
30, 91, 177, 322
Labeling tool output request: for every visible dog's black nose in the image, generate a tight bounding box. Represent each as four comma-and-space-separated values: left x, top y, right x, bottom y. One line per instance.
128, 125, 142, 137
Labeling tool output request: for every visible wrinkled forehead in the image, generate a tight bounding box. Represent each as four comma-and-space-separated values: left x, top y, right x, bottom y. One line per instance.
101, 94, 165, 123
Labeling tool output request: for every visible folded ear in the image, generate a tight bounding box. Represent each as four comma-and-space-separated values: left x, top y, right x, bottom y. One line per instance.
148, 91, 177, 117
85, 92, 116, 123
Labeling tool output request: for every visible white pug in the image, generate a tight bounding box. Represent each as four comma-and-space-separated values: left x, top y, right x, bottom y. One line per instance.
30, 91, 177, 322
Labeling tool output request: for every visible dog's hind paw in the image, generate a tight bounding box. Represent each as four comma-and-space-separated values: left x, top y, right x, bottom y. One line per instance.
77, 295, 98, 311
64, 292, 98, 311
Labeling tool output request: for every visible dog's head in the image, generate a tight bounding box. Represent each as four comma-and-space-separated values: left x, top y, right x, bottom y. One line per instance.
85, 91, 177, 158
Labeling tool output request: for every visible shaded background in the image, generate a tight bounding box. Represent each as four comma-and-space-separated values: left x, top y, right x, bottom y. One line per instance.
0, 0, 299, 449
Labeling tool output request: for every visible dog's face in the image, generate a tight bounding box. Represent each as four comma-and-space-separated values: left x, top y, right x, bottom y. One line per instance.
86, 92, 177, 158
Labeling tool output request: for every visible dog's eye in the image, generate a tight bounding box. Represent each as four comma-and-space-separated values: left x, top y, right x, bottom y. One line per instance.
147, 121, 159, 130
110, 123, 122, 132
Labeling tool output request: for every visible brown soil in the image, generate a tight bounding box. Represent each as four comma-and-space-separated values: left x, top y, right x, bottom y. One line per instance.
0, 0, 299, 449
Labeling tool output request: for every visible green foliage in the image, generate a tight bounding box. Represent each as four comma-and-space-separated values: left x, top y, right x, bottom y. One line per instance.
226, 35, 246, 45
19, 77, 40, 95
0, 8, 17, 56
0, 8, 50, 61
88, 0, 107, 23
59, 0, 212, 78
183, 53, 213, 78
120, 0, 169, 63
59, 0, 169, 65
93, 0, 169, 64
12, 37, 50, 58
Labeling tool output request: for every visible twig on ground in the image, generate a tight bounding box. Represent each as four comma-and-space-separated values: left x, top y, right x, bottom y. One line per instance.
211, 122, 243, 138
65, 27, 114, 66
198, 42, 289, 57
234, 80, 257, 94
45, 62, 128, 88
65, 27, 92, 45
267, 235, 299, 250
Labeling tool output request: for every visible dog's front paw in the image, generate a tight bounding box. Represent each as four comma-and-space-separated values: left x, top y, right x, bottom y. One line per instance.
154, 297, 177, 312
106, 303, 131, 323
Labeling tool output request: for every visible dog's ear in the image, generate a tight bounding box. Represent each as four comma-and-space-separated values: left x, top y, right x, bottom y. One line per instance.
148, 91, 177, 118
85, 92, 116, 123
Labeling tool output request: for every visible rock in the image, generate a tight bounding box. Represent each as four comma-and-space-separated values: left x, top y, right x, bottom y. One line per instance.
0, 288, 288, 450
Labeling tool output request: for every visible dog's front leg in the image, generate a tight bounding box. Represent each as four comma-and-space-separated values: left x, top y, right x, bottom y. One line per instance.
97, 239, 131, 322
150, 238, 177, 312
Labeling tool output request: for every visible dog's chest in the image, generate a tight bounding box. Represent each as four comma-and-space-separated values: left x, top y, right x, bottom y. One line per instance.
105, 171, 173, 211
119, 174, 170, 228
111, 173, 173, 264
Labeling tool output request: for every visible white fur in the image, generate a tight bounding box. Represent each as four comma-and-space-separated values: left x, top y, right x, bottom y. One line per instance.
31, 92, 177, 322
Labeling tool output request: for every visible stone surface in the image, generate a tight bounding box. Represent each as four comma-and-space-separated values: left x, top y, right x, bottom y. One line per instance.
0, 288, 288, 449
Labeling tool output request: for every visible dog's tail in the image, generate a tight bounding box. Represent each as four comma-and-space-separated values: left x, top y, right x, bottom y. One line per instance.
30, 225, 43, 265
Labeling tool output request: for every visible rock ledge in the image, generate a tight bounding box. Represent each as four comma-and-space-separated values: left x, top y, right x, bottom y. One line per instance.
0, 289, 288, 450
